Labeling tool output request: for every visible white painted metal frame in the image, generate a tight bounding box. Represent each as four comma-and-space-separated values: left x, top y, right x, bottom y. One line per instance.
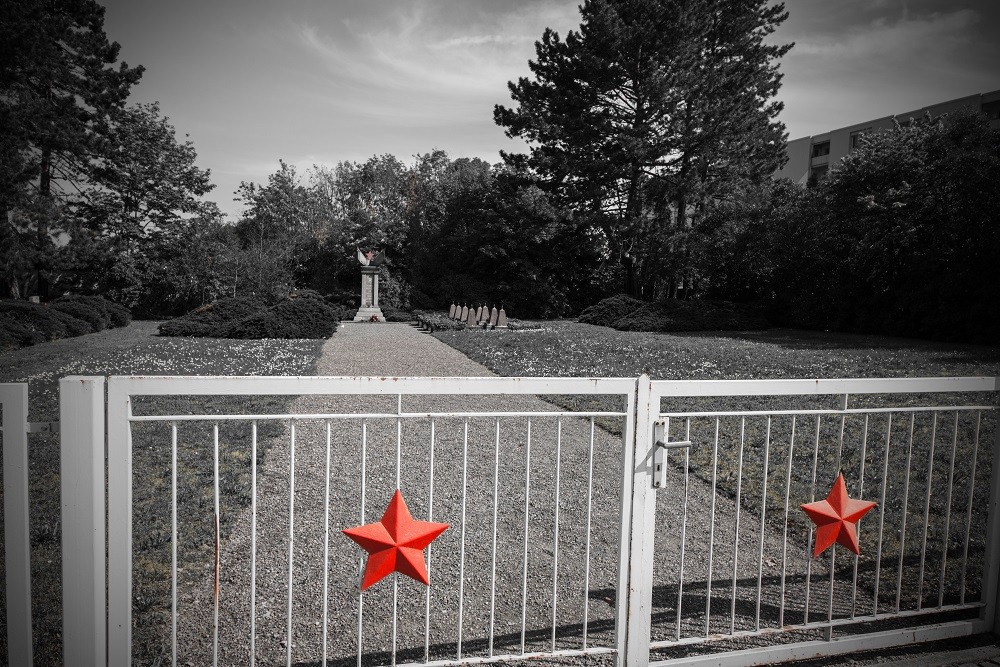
1, 383, 32, 666
60, 376, 107, 667
630, 376, 1000, 667
103, 375, 638, 667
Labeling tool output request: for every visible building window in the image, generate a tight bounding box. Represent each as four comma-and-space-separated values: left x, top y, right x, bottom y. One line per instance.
811, 141, 830, 158
850, 127, 872, 150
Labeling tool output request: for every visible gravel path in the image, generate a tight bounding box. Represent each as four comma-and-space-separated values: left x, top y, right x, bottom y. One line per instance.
169, 323, 818, 666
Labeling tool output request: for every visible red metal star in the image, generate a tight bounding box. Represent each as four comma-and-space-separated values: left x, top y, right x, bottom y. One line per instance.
801, 473, 877, 557
343, 489, 449, 591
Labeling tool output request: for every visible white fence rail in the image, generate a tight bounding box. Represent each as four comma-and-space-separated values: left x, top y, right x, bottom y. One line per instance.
0, 374, 990, 667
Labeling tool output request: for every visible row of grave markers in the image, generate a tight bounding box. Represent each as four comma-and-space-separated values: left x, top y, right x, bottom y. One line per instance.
449, 303, 507, 329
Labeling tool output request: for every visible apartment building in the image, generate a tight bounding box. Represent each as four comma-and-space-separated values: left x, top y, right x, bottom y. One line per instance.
774, 89, 1000, 185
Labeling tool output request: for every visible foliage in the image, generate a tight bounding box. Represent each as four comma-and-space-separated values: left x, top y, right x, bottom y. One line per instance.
495, 0, 791, 298
49, 300, 108, 332
0, 0, 143, 298
220, 298, 338, 339
704, 109, 1000, 343
0, 295, 128, 350
159, 295, 339, 339
579, 294, 768, 331
379, 305, 414, 322
52, 294, 132, 327
578, 294, 645, 326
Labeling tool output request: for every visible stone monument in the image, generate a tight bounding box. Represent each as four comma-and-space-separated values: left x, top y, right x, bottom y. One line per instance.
353, 249, 386, 322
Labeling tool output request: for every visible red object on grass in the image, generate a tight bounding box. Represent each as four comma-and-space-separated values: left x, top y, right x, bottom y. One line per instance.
343, 489, 449, 591
801, 472, 877, 557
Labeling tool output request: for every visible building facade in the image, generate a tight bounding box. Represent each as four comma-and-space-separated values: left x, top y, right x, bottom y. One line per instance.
774, 89, 1000, 185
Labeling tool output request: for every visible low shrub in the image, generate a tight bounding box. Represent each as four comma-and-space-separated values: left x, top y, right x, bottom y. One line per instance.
50, 299, 109, 332
413, 310, 466, 332
160, 295, 339, 339
0, 296, 129, 350
187, 296, 266, 324
578, 294, 645, 326
579, 295, 769, 332
156, 319, 215, 337
380, 305, 414, 322
49, 308, 94, 336
0, 313, 48, 350
289, 289, 326, 302
51, 294, 132, 328
0, 300, 69, 342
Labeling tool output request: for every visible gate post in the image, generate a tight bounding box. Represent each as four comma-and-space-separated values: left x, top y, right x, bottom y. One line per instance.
622, 375, 657, 667
982, 380, 1000, 635
2, 383, 32, 666
60, 376, 106, 667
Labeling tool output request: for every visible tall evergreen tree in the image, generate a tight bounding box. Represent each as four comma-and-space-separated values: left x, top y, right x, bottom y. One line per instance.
495, 0, 791, 298
0, 0, 143, 298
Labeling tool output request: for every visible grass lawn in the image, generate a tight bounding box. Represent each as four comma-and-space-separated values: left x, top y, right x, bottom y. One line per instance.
0, 321, 324, 666
434, 321, 1000, 618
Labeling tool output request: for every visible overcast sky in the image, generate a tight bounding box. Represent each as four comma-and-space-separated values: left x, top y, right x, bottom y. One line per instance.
100, 0, 1000, 220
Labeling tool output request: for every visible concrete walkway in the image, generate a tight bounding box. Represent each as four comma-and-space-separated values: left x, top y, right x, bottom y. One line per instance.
171, 323, 1000, 667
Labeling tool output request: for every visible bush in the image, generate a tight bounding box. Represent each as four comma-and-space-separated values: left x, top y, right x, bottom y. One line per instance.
578, 295, 769, 332
50, 300, 109, 332
380, 305, 413, 322
289, 289, 326, 302
160, 295, 339, 339
578, 294, 645, 326
0, 313, 48, 349
48, 308, 94, 336
156, 318, 215, 337
0, 300, 69, 341
51, 294, 132, 328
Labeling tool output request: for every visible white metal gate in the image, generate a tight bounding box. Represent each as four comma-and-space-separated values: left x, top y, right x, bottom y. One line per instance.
625, 376, 1000, 666
90, 375, 637, 667
52, 374, 1000, 666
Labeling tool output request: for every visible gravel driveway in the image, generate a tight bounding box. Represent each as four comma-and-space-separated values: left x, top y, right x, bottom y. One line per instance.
166, 323, 816, 666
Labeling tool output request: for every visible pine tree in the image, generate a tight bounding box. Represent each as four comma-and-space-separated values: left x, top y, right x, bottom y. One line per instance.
0, 0, 143, 298
495, 0, 791, 298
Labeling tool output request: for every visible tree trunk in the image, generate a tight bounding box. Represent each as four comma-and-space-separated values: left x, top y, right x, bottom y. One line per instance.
36, 146, 52, 301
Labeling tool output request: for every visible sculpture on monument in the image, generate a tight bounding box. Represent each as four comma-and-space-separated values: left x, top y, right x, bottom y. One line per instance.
353, 249, 386, 322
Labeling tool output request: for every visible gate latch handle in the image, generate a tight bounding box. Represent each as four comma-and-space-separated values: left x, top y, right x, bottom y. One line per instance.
652, 420, 691, 488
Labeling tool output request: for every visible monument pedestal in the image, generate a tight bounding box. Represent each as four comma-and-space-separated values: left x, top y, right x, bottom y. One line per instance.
353, 265, 385, 321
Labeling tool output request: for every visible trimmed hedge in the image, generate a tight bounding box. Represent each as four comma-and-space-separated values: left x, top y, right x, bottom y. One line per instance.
50, 300, 108, 332
579, 294, 769, 332
52, 294, 132, 328
159, 295, 339, 339
0, 296, 130, 351
380, 305, 414, 322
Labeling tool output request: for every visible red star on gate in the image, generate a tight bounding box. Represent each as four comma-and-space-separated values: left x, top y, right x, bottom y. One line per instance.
801, 473, 877, 558
343, 489, 449, 591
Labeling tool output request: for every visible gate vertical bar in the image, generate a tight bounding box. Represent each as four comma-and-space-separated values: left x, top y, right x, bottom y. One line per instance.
108, 377, 133, 667
981, 381, 1000, 633
61, 376, 106, 667
3, 383, 32, 666
622, 375, 655, 667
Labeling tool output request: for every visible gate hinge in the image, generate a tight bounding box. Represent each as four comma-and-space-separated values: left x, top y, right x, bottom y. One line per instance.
652, 419, 691, 488
28, 421, 60, 434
